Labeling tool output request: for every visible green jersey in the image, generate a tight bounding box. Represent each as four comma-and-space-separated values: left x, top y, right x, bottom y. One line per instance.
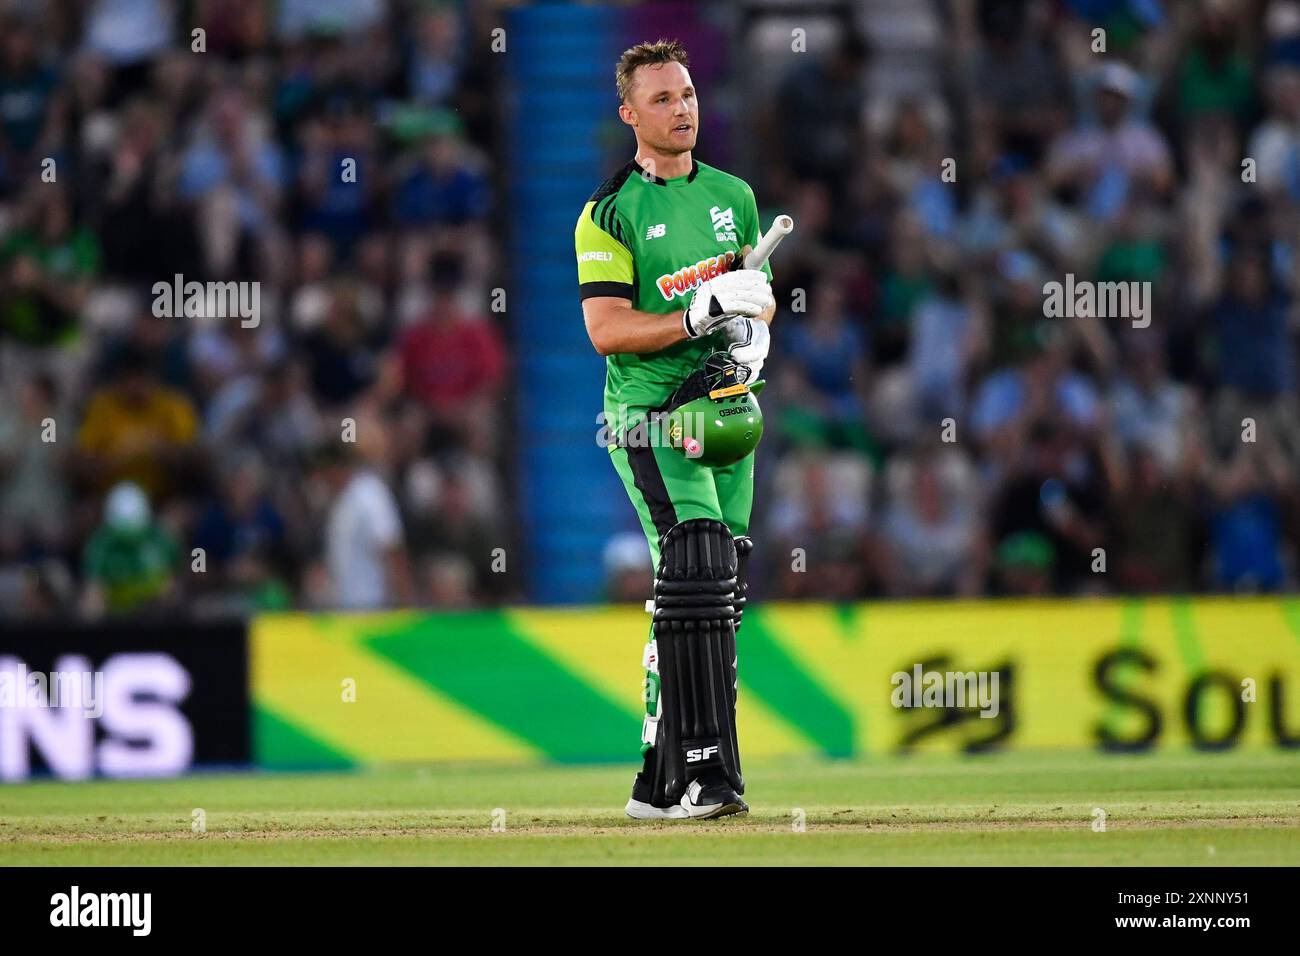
574, 159, 770, 436
84, 523, 178, 612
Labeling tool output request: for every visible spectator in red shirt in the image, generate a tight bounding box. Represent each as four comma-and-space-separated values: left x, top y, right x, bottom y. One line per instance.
392, 253, 505, 456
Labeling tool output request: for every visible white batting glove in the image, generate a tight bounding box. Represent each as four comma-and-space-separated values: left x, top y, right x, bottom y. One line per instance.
718, 316, 770, 383
683, 269, 774, 339
732, 357, 763, 383
719, 315, 770, 364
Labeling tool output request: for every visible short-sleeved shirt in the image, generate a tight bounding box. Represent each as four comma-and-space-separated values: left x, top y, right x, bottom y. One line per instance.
399, 311, 506, 412
326, 470, 403, 609
574, 159, 770, 435
75, 386, 199, 496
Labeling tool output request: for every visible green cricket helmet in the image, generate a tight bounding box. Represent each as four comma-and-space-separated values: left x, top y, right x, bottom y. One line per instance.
663, 352, 765, 467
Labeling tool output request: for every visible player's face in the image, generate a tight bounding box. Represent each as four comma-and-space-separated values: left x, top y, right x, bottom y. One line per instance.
622, 62, 697, 155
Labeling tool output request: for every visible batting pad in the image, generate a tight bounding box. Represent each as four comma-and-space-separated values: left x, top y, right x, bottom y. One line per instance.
649, 519, 743, 803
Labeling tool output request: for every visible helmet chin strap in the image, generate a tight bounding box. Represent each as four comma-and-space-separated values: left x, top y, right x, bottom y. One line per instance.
703, 349, 745, 391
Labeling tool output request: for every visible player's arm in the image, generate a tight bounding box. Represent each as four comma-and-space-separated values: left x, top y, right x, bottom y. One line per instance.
576, 206, 771, 356
576, 203, 676, 355
582, 296, 688, 356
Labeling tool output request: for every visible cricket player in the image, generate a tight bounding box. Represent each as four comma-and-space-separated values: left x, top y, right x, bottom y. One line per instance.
574, 39, 775, 819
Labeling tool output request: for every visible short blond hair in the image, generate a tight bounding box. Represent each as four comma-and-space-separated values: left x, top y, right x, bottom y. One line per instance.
616, 38, 690, 103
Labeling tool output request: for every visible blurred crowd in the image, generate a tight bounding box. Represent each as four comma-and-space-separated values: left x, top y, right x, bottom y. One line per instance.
739, 0, 1300, 600
5, 0, 1300, 617
0, 0, 512, 616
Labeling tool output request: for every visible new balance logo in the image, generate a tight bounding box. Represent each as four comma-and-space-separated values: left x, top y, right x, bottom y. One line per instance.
686, 745, 719, 763
646, 223, 666, 240
710, 206, 736, 242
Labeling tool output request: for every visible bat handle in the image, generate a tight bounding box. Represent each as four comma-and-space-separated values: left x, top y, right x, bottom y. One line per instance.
743, 214, 794, 271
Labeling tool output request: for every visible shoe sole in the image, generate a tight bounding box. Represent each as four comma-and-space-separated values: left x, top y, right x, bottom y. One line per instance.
681, 799, 749, 820
626, 797, 750, 821
625, 798, 689, 820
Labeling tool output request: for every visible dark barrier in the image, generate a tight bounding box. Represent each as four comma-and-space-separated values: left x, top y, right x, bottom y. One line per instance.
0, 620, 248, 782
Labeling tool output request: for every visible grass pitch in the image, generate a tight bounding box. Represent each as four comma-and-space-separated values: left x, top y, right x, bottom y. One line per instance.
1, 750, 1298, 865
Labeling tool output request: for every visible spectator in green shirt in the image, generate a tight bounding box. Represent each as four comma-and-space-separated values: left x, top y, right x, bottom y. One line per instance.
0, 183, 100, 347
81, 482, 179, 616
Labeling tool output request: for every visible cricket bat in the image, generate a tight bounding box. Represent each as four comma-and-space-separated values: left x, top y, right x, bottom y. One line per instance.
743, 214, 794, 270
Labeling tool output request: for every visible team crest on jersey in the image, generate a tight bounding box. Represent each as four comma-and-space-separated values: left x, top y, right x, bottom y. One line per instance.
655, 250, 738, 301
710, 205, 737, 242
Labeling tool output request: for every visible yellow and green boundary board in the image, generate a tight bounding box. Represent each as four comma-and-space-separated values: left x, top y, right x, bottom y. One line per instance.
251, 597, 1300, 769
